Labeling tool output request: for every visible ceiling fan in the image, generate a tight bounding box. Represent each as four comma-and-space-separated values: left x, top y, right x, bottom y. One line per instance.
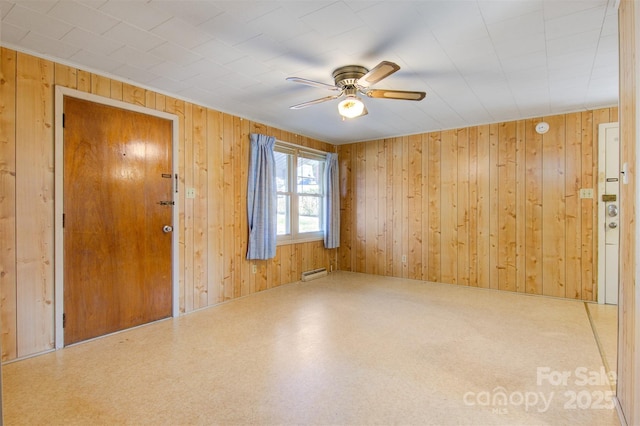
286, 61, 426, 119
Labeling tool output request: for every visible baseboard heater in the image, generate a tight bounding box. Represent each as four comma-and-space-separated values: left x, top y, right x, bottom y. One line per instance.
301, 267, 328, 282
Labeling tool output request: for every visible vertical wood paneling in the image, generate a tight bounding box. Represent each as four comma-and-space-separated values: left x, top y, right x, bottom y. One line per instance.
541, 114, 566, 297
617, 3, 637, 422
488, 124, 499, 290
515, 121, 526, 293
497, 122, 516, 292
468, 127, 479, 287
391, 139, 403, 277
338, 110, 614, 302
2, 49, 337, 360
565, 112, 582, 299
408, 134, 422, 279
383, 140, 394, 276
192, 106, 208, 308
207, 110, 224, 305
476, 125, 491, 288
401, 137, 409, 278
0, 48, 18, 361
110, 80, 122, 101
354, 144, 366, 273
183, 103, 194, 313
91, 73, 110, 97
420, 134, 430, 281
580, 111, 595, 301
457, 128, 469, 286
377, 140, 388, 276
15, 53, 55, 356
77, 70, 90, 92
365, 141, 378, 275
54, 63, 77, 89
222, 114, 235, 300
427, 133, 441, 282
525, 119, 543, 295
163, 97, 186, 312
338, 144, 353, 271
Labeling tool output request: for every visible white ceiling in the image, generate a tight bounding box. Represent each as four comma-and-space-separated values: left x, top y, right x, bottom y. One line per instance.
1, 0, 619, 144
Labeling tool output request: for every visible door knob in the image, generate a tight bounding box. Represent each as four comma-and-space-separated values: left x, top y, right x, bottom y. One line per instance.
607, 204, 618, 217
163, 225, 173, 233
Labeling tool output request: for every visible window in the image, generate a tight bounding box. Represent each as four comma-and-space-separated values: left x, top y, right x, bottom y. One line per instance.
275, 142, 326, 244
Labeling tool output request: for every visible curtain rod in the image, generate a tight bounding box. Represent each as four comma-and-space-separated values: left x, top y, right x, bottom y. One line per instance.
276, 139, 328, 156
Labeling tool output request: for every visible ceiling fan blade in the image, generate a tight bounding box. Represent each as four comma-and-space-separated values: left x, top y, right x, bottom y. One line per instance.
366, 89, 426, 101
357, 61, 400, 87
286, 76, 340, 91
289, 94, 342, 110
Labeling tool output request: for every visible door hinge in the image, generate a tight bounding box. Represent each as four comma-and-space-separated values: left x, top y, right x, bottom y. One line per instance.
175, 173, 179, 193
158, 201, 175, 206
62, 113, 65, 128
63, 313, 66, 328
62, 213, 65, 228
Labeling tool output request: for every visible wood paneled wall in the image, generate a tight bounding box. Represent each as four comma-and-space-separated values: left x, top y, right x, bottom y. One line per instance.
338, 109, 617, 300
617, 1, 638, 423
0, 48, 336, 361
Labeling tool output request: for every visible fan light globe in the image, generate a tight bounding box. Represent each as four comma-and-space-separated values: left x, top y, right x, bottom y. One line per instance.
338, 97, 365, 118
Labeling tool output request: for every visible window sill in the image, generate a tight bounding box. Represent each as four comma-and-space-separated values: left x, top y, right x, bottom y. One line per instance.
276, 234, 324, 246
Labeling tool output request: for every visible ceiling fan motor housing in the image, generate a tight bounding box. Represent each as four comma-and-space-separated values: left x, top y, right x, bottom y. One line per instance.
332, 65, 368, 89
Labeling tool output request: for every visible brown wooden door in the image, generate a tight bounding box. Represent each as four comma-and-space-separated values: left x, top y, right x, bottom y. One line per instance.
63, 97, 173, 346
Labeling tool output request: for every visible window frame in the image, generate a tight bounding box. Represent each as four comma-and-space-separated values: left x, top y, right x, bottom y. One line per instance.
275, 141, 327, 245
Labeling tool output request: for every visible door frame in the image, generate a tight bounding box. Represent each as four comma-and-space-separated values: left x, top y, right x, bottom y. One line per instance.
54, 86, 180, 349
597, 122, 620, 305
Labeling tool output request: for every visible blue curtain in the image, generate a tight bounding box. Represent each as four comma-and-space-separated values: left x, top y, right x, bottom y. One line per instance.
324, 153, 340, 249
247, 133, 277, 260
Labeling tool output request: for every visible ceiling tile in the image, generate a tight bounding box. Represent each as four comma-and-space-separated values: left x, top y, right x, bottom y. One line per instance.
19, 31, 79, 58
1, 1, 15, 19
478, 0, 543, 24
192, 38, 245, 65
108, 45, 163, 70
0, 21, 28, 44
4, 3, 73, 39
7, 0, 56, 14
148, 0, 223, 26
543, 0, 603, 20
98, 0, 172, 31
150, 17, 213, 50
0, 0, 619, 144
69, 48, 124, 72
148, 42, 201, 66
197, 12, 262, 46
60, 27, 123, 56
111, 63, 159, 84
49, 1, 119, 34
545, 6, 606, 39
103, 21, 165, 52
299, 2, 365, 39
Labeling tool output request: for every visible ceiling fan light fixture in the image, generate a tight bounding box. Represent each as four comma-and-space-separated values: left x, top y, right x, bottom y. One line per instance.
338, 94, 365, 118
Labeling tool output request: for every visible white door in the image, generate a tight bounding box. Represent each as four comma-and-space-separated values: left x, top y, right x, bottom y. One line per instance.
598, 122, 620, 305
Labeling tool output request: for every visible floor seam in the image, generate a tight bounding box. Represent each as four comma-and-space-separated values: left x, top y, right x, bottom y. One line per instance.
584, 302, 615, 392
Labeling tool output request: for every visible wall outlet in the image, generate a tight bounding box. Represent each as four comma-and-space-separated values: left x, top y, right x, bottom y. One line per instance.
186, 188, 196, 199
579, 188, 594, 199
252, 264, 257, 274
402, 254, 407, 263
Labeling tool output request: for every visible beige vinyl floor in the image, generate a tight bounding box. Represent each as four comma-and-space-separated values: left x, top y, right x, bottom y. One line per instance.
3, 271, 620, 425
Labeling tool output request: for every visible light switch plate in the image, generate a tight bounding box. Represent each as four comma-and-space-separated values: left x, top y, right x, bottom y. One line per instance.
186, 188, 196, 199
579, 188, 594, 199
